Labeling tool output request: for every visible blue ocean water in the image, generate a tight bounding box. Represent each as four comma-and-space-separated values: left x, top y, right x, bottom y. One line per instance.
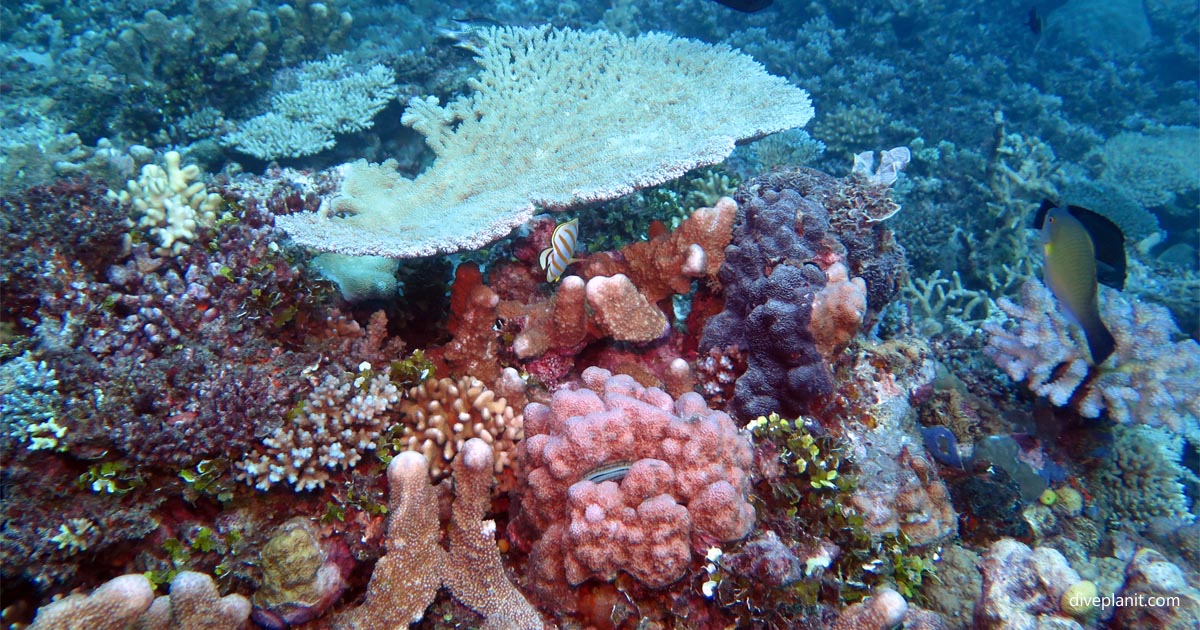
1, 1, 1197, 628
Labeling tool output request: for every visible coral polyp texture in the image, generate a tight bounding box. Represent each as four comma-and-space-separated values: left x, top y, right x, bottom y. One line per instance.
276, 25, 812, 257
29, 571, 250, 630
392, 374, 524, 483
334, 439, 544, 630
700, 168, 906, 420
984, 279, 1200, 435
236, 366, 400, 491
512, 367, 754, 606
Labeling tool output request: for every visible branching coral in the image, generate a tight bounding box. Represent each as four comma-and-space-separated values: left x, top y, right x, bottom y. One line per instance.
236, 366, 400, 491
984, 279, 1200, 435
386, 375, 523, 485
109, 151, 222, 256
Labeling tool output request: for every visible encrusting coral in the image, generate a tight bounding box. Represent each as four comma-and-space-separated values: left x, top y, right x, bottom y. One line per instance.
28, 574, 155, 630
276, 26, 812, 257
334, 438, 544, 630
511, 367, 754, 608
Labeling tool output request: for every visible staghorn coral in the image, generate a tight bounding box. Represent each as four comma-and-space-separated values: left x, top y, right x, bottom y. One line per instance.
224, 55, 399, 160
513, 367, 754, 607
236, 366, 400, 491
389, 374, 523, 485
984, 279, 1200, 435
333, 439, 544, 630
277, 25, 812, 257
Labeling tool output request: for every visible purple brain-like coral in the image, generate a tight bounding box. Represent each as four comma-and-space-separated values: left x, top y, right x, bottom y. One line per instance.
513, 367, 754, 596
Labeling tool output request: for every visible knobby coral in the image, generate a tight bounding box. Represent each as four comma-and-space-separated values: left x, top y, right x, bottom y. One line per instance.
276, 25, 812, 257
512, 367, 754, 608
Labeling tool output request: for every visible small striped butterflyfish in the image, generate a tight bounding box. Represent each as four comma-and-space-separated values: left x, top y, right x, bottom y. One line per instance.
539, 218, 580, 282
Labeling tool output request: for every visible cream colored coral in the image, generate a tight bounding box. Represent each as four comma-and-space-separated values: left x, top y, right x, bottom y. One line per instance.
395, 376, 522, 482
277, 25, 813, 258
110, 151, 222, 256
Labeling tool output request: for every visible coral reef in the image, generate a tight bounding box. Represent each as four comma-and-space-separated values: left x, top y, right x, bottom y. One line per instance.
831, 588, 909, 630
389, 374, 524, 485
0, 177, 129, 326
334, 439, 544, 630
109, 151, 223, 256
1086, 424, 1196, 531
29, 571, 250, 630
135, 571, 252, 630
28, 574, 155, 630
236, 366, 400, 491
277, 26, 812, 257
512, 367, 754, 607
1111, 548, 1200, 630
985, 279, 1200, 434
224, 55, 399, 160
700, 168, 906, 421
251, 519, 345, 628
974, 539, 1086, 630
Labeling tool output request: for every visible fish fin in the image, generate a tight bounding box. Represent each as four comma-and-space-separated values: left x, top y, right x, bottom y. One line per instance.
1083, 319, 1116, 366
1033, 199, 1058, 229
1066, 204, 1126, 290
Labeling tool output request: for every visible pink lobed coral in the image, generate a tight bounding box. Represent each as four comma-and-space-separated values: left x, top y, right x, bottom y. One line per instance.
512, 367, 754, 606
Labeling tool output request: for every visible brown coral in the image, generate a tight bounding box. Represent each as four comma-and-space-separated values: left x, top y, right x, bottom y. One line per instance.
333, 439, 544, 630
393, 375, 523, 487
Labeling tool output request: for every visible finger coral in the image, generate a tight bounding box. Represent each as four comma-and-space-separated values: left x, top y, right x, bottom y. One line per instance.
512, 367, 754, 608
333, 439, 544, 630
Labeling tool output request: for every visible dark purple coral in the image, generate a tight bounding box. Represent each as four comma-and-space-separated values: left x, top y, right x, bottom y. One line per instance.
699, 168, 906, 421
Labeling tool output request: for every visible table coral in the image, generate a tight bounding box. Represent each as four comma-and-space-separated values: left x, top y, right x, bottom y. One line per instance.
512, 367, 754, 607
277, 26, 812, 257
334, 439, 543, 629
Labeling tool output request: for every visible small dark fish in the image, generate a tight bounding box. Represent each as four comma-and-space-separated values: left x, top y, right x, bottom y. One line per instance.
1028, 6, 1043, 36
1038, 201, 1120, 365
921, 426, 965, 469
1033, 200, 1126, 290
711, 0, 774, 12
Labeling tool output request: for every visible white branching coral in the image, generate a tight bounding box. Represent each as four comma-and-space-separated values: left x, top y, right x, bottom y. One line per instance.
277, 25, 813, 258
984, 280, 1200, 436
224, 54, 399, 159
236, 366, 400, 491
109, 151, 222, 256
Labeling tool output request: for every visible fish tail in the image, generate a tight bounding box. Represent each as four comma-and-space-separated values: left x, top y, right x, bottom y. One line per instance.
1083, 320, 1116, 366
